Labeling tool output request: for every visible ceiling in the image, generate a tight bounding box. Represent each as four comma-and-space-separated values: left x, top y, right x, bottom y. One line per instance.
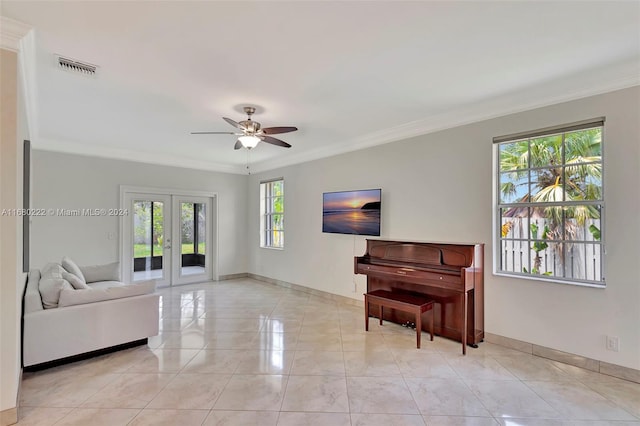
2, 1, 639, 174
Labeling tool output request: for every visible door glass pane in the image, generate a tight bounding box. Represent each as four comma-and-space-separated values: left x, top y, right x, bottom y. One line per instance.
197, 203, 206, 255
181, 202, 206, 276
133, 200, 164, 281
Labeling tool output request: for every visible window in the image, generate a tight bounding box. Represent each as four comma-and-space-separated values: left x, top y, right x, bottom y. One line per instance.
494, 118, 604, 286
260, 178, 284, 249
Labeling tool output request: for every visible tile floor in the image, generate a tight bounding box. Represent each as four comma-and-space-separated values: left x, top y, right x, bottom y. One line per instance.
18, 278, 640, 425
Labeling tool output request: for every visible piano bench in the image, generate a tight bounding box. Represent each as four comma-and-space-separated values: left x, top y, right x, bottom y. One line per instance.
364, 289, 434, 349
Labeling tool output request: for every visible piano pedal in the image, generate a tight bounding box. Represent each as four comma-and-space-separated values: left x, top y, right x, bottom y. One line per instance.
401, 321, 416, 330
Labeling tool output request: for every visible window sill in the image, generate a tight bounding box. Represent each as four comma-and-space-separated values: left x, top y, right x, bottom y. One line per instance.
493, 272, 605, 289
260, 246, 284, 251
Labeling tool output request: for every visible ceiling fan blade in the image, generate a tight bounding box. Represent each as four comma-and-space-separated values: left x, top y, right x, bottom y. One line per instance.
234, 140, 243, 150
260, 135, 292, 148
261, 126, 298, 135
223, 117, 246, 130
191, 131, 237, 135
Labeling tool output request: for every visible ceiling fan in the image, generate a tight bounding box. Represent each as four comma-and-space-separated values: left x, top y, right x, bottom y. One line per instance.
191, 106, 297, 150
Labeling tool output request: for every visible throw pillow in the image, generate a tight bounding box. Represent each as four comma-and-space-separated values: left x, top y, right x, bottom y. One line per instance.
62, 270, 90, 290
79, 262, 121, 283
61, 256, 86, 284
39, 263, 74, 309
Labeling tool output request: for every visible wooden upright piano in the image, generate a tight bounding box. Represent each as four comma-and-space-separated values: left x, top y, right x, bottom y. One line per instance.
355, 239, 484, 353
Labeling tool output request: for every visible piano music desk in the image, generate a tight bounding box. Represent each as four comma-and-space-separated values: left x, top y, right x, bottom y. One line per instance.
364, 289, 434, 349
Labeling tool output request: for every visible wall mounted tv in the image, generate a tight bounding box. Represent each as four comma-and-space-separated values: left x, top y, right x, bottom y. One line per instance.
322, 189, 381, 236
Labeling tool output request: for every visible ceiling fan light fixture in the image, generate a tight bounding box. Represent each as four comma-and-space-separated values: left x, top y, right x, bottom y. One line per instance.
191, 106, 296, 150
239, 135, 260, 149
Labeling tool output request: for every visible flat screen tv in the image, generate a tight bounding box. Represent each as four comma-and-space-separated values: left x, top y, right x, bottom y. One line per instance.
322, 189, 381, 236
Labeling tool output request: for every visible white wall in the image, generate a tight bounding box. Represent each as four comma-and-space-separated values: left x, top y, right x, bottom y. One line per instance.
31, 152, 248, 276
248, 86, 640, 370
0, 47, 25, 422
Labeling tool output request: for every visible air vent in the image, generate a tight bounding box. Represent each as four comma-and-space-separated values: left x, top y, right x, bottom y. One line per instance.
57, 56, 97, 76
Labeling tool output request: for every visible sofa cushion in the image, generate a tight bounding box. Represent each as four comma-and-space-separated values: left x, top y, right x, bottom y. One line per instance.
80, 262, 120, 283
39, 263, 74, 309
58, 280, 156, 307
62, 271, 90, 290
87, 280, 124, 290
61, 256, 86, 284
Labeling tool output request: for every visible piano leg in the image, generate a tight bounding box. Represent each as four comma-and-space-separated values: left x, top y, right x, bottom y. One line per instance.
462, 292, 468, 355
379, 305, 383, 326
416, 311, 422, 349
365, 300, 369, 331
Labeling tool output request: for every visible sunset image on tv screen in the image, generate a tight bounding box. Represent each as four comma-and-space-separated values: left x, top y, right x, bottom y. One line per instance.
322, 189, 381, 235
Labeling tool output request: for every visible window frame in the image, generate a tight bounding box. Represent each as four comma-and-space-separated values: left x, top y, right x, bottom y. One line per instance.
260, 178, 285, 249
493, 118, 605, 287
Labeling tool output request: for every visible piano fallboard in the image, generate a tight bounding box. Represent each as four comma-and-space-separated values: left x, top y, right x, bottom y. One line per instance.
355, 260, 468, 291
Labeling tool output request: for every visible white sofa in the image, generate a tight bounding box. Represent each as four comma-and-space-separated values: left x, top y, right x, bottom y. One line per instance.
23, 260, 160, 368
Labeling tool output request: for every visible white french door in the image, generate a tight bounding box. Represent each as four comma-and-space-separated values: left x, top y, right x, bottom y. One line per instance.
121, 188, 216, 287
123, 193, 173, 287
171, 195, 212, 286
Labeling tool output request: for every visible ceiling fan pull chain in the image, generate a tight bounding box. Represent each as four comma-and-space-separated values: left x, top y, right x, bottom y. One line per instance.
246, 149, 251, 175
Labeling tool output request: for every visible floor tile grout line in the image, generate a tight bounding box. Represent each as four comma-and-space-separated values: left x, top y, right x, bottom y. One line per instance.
580, 380, 640, 419
395, 349, 425, 420
519, 376, 640, 421
455, 370, 512, 422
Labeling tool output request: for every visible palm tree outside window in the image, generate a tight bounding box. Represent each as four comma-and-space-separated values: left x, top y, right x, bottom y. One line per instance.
494, 118, 604, 286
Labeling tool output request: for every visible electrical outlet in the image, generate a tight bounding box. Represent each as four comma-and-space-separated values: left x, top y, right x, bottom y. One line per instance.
606, 335, 620, 352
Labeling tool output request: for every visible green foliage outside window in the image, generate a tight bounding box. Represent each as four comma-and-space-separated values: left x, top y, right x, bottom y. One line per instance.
261, 179, 284, 248
497, 125, 604, 284
133, 201, 206, 258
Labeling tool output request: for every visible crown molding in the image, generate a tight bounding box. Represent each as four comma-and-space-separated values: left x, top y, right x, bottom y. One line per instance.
0, 16, 32, 51
34, 137, 247, 175
251, 68, 640, 174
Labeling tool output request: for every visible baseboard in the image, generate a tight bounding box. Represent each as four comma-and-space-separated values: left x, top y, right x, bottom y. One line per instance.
599, 360, 640, 383
532, 344, 600, 372
0, 407, 17, 426
218, 273, 249, 281
0, 366, 21, 426
485, 332, 640, 383
248, 273, 363, 308
16, 368, 22, 426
